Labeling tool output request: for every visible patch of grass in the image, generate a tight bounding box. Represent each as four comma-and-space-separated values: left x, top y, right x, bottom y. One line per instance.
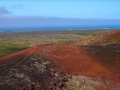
0, 42, 29, 57
113, 40, 120, 44
55, 40, 75, 44
66, 80, 82, 90
117, 40, 120, 42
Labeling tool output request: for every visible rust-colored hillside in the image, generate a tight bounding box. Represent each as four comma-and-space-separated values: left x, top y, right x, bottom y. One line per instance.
82, 44, 120, 79
73, 30, 120, 46
0, 30, 120, 90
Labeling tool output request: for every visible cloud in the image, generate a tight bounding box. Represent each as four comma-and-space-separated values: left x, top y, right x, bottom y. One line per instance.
0, 16, 120, 28
11, 5, 24, 9
0, 7, 12, 15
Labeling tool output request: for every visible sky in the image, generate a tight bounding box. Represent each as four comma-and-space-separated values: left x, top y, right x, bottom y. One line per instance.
0, 0, 120, 28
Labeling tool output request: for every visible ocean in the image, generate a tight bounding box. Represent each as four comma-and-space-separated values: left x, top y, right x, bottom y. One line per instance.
0, 25, 120, 32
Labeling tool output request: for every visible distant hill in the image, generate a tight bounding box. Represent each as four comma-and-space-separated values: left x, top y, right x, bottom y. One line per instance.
73, 30, 120, 46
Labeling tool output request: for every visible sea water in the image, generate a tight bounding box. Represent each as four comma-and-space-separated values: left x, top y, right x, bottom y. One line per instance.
0, 25, 120, 32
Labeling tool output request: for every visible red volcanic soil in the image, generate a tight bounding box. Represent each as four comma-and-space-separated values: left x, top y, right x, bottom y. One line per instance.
38, 44, 112, 76
0, 44, 119, 81
0, 30, 120, 89
0, 46, 42, 75
82, 44, 120, 80
73, 30, 120, 46
0, 46, 39, 62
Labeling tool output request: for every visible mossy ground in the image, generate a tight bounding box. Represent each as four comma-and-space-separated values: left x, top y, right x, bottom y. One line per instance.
0, 30, 110, 56
0, 41, 29, 57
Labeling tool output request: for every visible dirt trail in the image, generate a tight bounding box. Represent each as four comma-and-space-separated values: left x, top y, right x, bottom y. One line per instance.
0, 44, 117, 78
0, 46, 41, 75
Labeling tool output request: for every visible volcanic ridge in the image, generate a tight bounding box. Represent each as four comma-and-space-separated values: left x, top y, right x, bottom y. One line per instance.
0, 30, 120, 90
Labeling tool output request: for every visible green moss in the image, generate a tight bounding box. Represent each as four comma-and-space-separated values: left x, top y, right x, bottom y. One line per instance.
0, 42, 29, 57
117, 40, 120, 42
66, 79, 82, 90
114, 40, 120, 44
69, 83, 82, 90
55, 40, 75, 44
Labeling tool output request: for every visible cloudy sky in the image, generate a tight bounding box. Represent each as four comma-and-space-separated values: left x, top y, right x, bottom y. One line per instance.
0, 0, 120, 28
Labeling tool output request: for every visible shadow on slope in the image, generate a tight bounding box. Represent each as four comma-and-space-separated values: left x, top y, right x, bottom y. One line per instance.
82, 44, 120, 79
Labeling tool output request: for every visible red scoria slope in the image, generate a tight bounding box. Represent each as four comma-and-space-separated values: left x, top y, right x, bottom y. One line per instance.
0, 46, 42, 75
0, 30, 120, 89
73, 30, 120, 46
38, 44, 112, 76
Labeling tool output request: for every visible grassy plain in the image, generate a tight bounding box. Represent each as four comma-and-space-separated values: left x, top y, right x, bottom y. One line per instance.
0, 30, 111, 56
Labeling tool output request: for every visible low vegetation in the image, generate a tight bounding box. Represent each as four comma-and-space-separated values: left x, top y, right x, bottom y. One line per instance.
0, 41, 29, 56
0, 30, 111, 56
116, 40, 120, 44
55, 40, 75, 44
